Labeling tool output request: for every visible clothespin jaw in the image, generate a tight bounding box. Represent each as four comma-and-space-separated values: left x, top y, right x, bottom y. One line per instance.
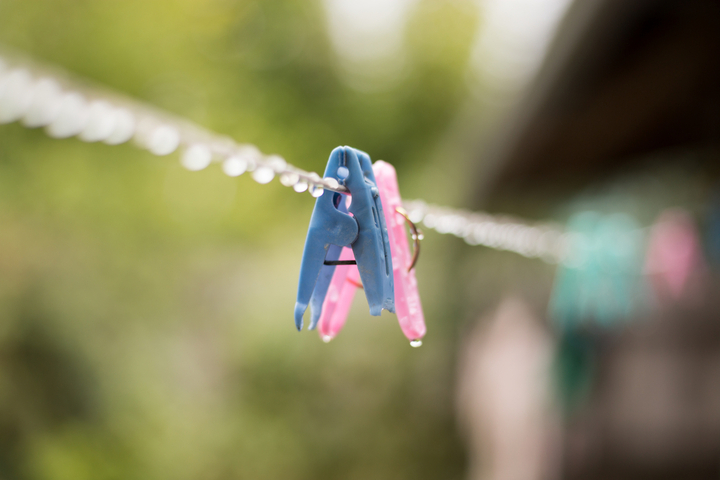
344, 148, 395, 316
373, 161, 426, 342
295, 146, 394, 331
295, 149, 359, 330
307, 199, 350, 330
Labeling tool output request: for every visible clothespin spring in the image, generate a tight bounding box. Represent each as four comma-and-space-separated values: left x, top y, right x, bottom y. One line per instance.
323, 207, 422, 275
395, 207, 422, 272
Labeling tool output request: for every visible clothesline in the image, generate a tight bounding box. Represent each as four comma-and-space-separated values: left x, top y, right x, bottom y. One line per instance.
0, 48, 568, 264
1, 48, 711, 338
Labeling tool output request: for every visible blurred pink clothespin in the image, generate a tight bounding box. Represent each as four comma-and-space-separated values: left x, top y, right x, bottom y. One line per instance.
317, 161, 426, 346
644, 209, 702, 300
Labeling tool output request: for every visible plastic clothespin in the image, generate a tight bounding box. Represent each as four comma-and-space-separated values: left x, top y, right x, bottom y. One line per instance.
644, 209, 702, 301
549, 212, 644, 329
295, 146, 394, 331
316, 161, 426, 345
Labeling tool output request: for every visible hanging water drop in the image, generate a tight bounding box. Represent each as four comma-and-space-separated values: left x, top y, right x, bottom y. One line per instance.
322, 335, 332, 343
266, 155, 286, 172
235, 146, 260, 172
22, 77, 63, 128
148, 125, 180, 155
181, 144, 212, 171
252, 166, 274, 184
46, 92, 89, 138
104, 108, 135, 145
309, 184, 324, 197
324, 177, 339, 191
293, 181, 308, 193
0, 69, 33, 123
79, 100, 117, 142
222, 156, 247, 177
408, 209, 424, 224
280, 172, 299, 187
410, 339, 422, 348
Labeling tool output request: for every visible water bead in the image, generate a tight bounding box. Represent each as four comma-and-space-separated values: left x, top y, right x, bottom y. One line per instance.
266, 155, 286, 172
104, 109, 135, 145
181, 144, 212, 171
245, 157, 257, 172
323, 177, 339, 191
46, 92, 89, 138
0, 69, 34, 123
309, 184, 324, 197
280, 172, 300, 187
410, 339, 423, 348
22, 78, 63, 128
222, 156, 247, 177
252, 166, 274, 184
79, 100, 117, 142
322, 335, 333, 343
293, 181, 309, 193
408, 209, 424, 224
235, 146, 261, 171
147, 125, 180, 156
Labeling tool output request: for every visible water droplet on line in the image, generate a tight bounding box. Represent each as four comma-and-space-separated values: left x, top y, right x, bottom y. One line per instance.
410, 339, 422, 348
148, 125, 180, 155
222, 156, 247, 177
22, 78, 62, 127
235, 146, 260, 172
293, 181, 308, 193
0, 69, 33, 123
104, 109, 135, 145
46, 92, 89, 138
79, 100, 116, 142
266, 155, 286, 172
408, 209, 424, 224
309, 184, 324, 197
324, 177, 339, 190
280, 172, 299, 187
252, 166, 274, 184
181, 144, 212, 171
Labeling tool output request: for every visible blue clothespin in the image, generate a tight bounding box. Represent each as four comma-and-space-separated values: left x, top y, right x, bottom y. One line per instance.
295, 146, 395, 331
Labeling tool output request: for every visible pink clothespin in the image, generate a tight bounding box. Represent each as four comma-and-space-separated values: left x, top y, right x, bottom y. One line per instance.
317, 161, 426, 346
644, 209, 702, 300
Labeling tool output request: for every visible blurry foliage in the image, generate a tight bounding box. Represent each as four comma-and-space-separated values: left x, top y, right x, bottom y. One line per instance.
0, 0, 482, 479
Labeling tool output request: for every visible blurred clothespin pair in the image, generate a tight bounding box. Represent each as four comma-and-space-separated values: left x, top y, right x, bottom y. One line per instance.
550, 208, 706, 331
294, 146, 426, 346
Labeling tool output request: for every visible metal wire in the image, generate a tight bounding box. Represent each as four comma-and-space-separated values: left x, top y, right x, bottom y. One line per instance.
0, 48, 569, 263
402, 200, 569, 264
0, 49, 348, 197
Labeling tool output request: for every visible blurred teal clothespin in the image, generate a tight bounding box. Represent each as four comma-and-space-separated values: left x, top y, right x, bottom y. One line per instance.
550, 211, 645, 414
549, 211, 645, 330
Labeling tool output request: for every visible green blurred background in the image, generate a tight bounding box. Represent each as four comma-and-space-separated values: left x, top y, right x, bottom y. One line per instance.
0, 0, 506, 478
